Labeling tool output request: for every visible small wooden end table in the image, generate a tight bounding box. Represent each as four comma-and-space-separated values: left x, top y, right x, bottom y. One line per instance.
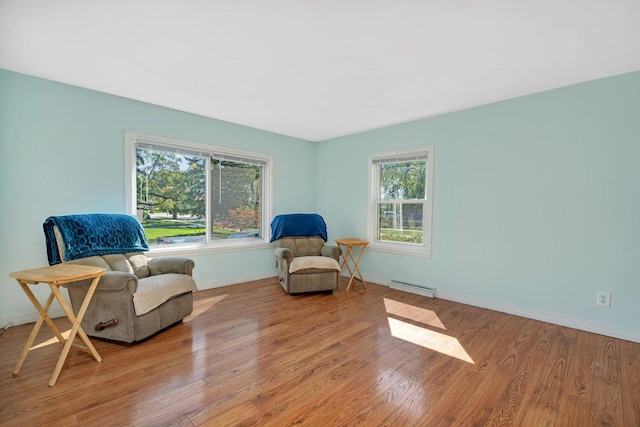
10, 264, 106, 386
335, 238, 369, 292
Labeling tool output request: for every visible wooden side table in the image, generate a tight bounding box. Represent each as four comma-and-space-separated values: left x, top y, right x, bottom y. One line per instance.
335, 238, 369, 292
10, 264, 106, 386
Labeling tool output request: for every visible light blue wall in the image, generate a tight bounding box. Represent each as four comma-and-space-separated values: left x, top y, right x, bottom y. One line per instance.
0, 69, 317, 320
317, 71, 640, 335
2, 68, 639, 338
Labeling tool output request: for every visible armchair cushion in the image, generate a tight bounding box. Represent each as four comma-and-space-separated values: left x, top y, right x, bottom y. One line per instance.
289, 256, 340, 273
102, 254, 135, 275
133, 273, 197, 316
275, 236, 326, 257
67, 252, 150, 278
126, 253, 150, 278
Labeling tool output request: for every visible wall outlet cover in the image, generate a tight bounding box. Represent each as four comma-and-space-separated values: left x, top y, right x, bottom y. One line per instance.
597, 291, 611, 307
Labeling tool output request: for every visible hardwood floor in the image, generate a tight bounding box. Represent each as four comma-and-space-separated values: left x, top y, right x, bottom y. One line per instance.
1, 277, 638, 426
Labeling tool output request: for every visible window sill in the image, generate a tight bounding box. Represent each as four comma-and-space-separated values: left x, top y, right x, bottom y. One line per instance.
367, 241, 432, 258
146, 239, 273, 258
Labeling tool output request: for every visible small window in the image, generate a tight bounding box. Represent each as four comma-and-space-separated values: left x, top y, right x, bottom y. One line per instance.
368, 147, 433, 257
125, 132, 271, 252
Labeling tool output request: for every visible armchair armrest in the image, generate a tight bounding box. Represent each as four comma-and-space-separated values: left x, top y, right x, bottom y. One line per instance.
274, 247, 293, 271
275, 247, 293, 263
148, 257, 194, 276
321, 245, 341, 262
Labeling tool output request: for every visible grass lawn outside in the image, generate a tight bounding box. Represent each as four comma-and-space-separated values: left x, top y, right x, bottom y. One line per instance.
141, 218, 239, 243
380, 228, 422, 244
143, 227, 205, 241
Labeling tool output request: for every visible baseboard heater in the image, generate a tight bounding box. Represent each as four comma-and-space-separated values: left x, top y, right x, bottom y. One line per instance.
389, 279, 436, 298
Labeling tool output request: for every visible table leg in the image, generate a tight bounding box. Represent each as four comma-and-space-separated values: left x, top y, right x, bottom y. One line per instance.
70, 276, 102, 360
18, 281, 67, 344
50, 279, 101, 359
12, 282, 65, 376
341, 246, 355, 289
48, 276, 102, 386
344, 245, 368, 292
351, 245, 368, 290
344, 247, 357, 291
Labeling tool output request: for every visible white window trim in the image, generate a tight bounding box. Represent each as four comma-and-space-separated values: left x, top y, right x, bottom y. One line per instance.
124, 131, 273, 255
366, 146, 434, 257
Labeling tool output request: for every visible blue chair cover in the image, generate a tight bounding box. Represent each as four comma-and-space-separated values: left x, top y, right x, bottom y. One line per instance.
43, 213, 149, 265
269, 214, 328, 242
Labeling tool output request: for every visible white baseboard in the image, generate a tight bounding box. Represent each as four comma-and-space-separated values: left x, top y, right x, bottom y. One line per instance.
381, 281, 640, 343
196, 271, 277, 291
343, 272, 388, 285
328, 273, 640, 343
1, 307, 66, 329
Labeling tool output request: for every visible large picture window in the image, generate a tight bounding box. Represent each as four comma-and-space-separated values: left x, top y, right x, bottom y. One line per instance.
368, 147, 433, 257
125, 132, 271, 252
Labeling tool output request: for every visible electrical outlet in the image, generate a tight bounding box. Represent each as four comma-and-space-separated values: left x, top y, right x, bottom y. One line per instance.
597, 291, 611, 307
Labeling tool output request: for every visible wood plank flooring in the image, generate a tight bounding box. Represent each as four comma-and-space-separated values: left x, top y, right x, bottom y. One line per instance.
1, 277, 638, 426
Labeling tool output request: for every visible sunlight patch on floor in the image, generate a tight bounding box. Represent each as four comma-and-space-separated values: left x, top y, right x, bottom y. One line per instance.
184, 294, 228, 322
387, 317, 474, 364
384, 298, 474, 364
383, 298, 446, 329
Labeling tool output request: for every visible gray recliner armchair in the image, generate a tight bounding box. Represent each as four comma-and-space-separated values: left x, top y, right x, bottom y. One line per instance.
271, 214, 341, 294
64, 253, 196, 343
43, 213, 197, 343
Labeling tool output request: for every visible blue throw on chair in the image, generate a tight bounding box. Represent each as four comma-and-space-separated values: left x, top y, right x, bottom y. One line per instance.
43, 213, 149, 265
269, 213, 328, 242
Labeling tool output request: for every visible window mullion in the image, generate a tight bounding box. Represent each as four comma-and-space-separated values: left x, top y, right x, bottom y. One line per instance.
205, 156, 212, 245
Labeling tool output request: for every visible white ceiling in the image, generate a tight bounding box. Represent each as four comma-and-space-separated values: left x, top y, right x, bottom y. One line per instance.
1, 1, 639, 142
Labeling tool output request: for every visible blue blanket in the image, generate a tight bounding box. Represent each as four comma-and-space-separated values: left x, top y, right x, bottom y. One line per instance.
270, 213, 328, 242
43, 214, 149, 265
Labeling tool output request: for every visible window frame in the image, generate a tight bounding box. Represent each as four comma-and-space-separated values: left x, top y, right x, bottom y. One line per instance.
367, 146, 434, 257
125, 131, 273, 255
